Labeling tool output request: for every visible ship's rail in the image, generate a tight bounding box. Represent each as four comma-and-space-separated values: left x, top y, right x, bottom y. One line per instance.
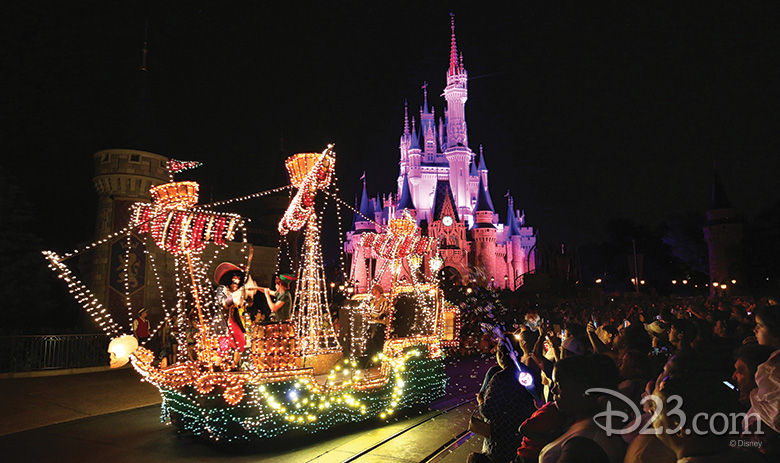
0, 334, 109, 373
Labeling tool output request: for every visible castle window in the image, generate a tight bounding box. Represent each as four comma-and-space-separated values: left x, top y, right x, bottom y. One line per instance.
160, 160, 166, 168
130, 154, 140, 163
102, 153, 110, 163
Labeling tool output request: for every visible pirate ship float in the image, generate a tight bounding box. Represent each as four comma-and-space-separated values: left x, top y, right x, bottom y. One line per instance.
44, 146, 461, 441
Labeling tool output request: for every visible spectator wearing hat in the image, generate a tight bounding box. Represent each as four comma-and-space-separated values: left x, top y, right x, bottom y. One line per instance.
133, 308, 150, 345
261, 274, 296, 322
562, 336, 585, 357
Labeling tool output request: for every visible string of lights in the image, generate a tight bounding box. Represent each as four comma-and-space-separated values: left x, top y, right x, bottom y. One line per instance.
279, 147, 336, 235
47, 142, 464, 444
146, 248, 175, 345
321, 188, 387, 231
292, 213, 341, 355
194, 184, 292, 211
167, 159, 203, 182
329, 172, 348, 280
43, 251, 122, 337
131, 339, 447, 441
122, 231, 136, 337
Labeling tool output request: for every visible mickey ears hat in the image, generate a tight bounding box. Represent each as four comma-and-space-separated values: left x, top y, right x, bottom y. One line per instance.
276, 273, 297, 284
214, 262, 243, 285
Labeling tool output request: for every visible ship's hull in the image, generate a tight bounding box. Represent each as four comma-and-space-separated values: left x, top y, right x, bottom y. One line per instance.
132, 340, 447, 441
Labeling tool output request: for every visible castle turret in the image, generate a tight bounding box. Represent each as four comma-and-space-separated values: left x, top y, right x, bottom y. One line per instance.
347, 179, 377, 293
471, 177, 496, 281
91, 36, 170, 327
443, 13, 468, 149
355, 179, 376, 232
442, 14, 472, 219
396, 173, 416, 220
399, 101, 411, 171
504, 194, 524, 289
478, 146, 488, 186
445, 144, 472, 219
702, 169, 743, 296
420, 83, 437, 163
407, 116, 421, 188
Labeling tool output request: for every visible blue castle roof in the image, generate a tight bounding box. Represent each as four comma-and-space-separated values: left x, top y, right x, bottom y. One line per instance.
397, 173, 415, 211
505, 197, 522, 237
474, 176, 494, 214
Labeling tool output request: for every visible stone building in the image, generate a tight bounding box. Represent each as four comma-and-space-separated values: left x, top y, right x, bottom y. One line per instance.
88, 42, 277, 330
702, 169, 744, 296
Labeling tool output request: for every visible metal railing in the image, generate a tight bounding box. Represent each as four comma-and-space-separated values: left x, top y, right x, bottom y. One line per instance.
0, 334, 110, 373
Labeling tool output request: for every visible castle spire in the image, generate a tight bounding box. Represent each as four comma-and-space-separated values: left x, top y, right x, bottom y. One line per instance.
403, 100, 410, 135
357, 178, 374, 224
140, 20, 149, 72
478, 145, 488, 171
505, 191, 521, 236
448, 12, 459, 77
422, 81, 429, 114
410, 116, 420, 150
474, 176, 495, 213
711, 168, 732, 210
397, 173, 416, 211
108, 22, 161, 153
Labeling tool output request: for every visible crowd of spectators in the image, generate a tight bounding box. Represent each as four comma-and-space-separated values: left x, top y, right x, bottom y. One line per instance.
460, 292, 780, 463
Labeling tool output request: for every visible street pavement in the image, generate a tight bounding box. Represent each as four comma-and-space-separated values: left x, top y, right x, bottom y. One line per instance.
0, 366, 161, 436
0, 356, 493, 462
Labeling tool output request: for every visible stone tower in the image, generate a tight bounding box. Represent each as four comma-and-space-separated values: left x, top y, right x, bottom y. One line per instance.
90, 39, 170, 328
471, 177, 497, 282
702, 169, 743, 296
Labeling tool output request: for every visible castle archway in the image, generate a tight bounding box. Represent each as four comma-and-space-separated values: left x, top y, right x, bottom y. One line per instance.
440, 266, 463, 286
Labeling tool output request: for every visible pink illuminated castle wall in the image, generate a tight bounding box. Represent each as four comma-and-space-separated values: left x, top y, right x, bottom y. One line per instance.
345, 15, 537, 293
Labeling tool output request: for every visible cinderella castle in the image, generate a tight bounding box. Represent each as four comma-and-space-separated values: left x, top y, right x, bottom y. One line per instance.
345, 15, 536, 293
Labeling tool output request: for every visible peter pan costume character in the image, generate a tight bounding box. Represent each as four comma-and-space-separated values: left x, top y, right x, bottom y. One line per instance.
263, 274, 296, 322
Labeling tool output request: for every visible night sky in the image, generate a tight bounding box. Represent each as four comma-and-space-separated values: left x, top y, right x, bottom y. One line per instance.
3, 1, 780, 252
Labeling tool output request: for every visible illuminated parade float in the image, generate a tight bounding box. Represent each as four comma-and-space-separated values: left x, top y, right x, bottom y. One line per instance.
44, 145, 461, 442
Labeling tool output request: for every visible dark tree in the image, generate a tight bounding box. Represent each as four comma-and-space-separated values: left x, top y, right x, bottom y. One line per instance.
0, 171, 82, 334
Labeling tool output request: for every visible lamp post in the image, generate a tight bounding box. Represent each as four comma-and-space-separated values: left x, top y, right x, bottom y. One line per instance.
632, 239, 640, 293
